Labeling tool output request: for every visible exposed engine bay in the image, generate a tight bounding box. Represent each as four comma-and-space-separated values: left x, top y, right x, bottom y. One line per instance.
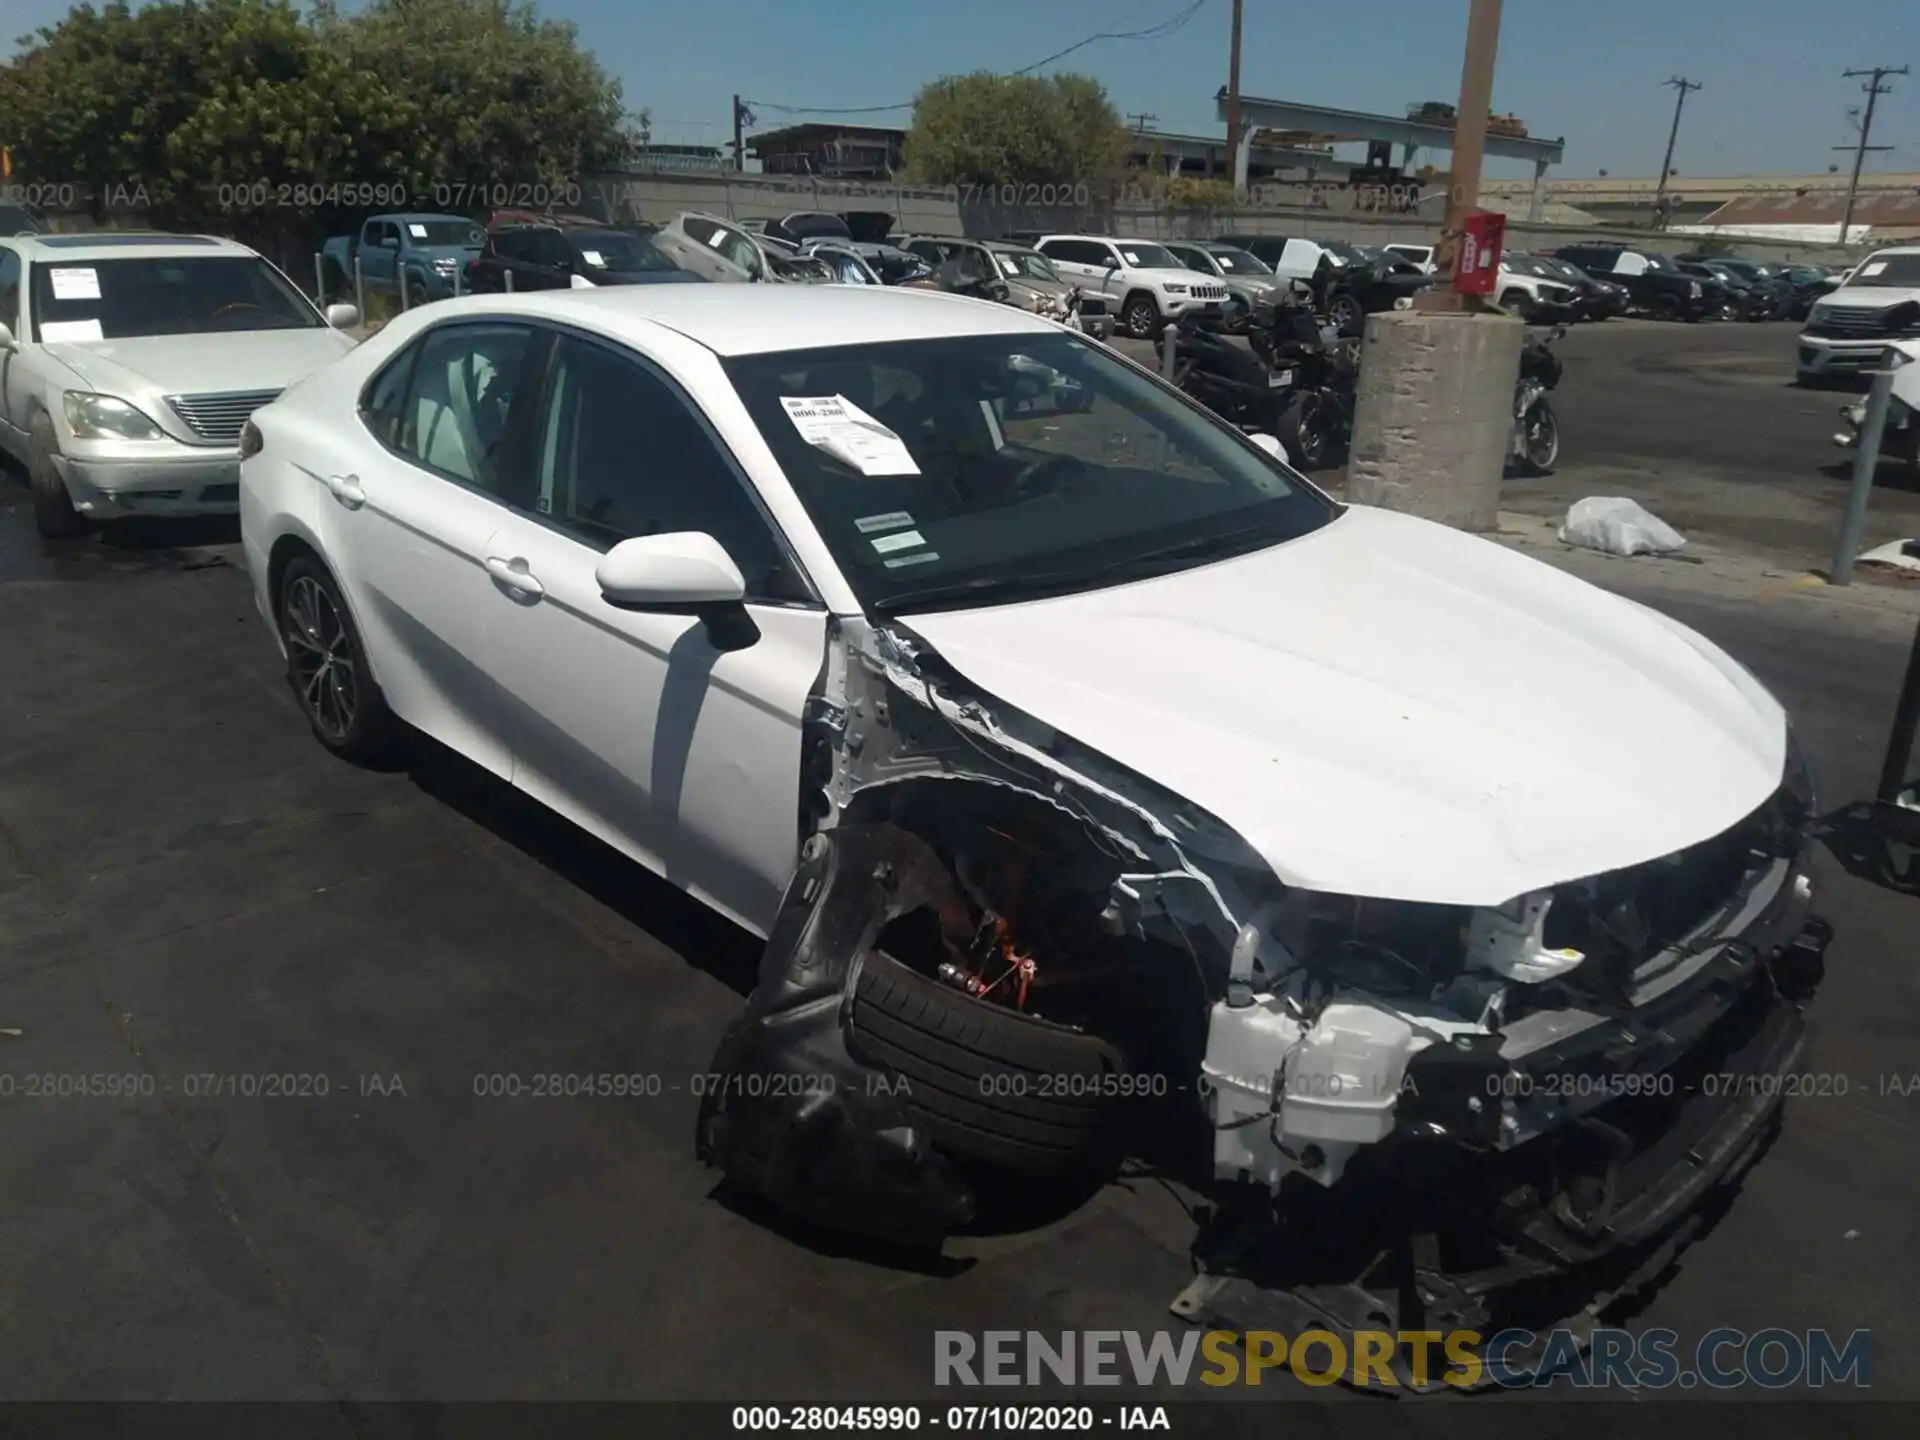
696, 614, 1831, 1387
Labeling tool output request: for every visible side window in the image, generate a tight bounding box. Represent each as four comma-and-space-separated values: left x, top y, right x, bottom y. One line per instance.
493, 231, 528, 262
529, 335, 804, 602
534, 230, 571, 268
394, 323, 539, 496
360, 344, 419, 448
680, 217, 721, 246
955, 246, 994, 281
0, 247, 20, 332
1036, 240, 1074, 264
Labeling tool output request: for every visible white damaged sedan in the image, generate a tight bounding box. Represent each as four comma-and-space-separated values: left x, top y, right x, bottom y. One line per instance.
240, 285, 1825, 1374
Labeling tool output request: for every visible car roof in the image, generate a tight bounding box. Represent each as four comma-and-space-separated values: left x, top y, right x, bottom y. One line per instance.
1863, 245, 1920, 257
432, 284, 1060, 357
9, 232, 256, 262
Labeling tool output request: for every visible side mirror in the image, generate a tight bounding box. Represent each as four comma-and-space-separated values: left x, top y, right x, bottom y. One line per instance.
596, 531, 746, 607
1247, 432, 1288, 464
325, 303, 359, 329
0, 322, 15, 351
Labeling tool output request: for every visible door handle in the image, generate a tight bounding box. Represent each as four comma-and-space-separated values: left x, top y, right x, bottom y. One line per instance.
325, 473, 365, 508
485, 555, 544, 598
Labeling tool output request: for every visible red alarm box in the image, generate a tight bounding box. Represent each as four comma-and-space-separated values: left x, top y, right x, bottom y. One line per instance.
1454, 209, 1506, 295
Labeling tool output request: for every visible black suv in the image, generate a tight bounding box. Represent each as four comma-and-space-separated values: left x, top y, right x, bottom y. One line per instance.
466, 216, 697, 293
1554, 244, 1715, 321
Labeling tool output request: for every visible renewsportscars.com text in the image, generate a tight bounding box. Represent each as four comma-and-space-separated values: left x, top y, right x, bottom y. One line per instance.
934, 1327, 1873, 1389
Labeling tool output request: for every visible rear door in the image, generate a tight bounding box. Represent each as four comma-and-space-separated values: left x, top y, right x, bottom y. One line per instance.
321, 319, 546, 776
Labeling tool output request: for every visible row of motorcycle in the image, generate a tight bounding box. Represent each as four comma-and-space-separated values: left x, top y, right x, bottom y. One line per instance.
1164, 282, 1566, 475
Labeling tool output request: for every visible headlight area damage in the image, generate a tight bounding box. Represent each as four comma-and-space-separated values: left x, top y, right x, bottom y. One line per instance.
696, 618, 1833, 1388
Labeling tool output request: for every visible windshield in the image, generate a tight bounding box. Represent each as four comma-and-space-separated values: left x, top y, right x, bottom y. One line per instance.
722, 332, 1335, 612
1208, 247, 1271, 275
781, 213, 854, 242
30, 255, 321, 340
570, 229, 678, 273
993, 249, 1063, 284
1115, 242, 1181, 269
1641, 252, 1682, 274
1848, 253, 1920, 288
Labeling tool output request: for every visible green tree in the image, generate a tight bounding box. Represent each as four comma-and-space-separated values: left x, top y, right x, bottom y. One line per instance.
902, 71, 1129, 195
0, 0, 640, 242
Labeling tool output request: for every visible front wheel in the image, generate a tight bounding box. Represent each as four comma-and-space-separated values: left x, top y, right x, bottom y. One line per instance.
1327, 292, 1364, 336
1518, 399, 1560, 474
401, 271, 426, 309
279, 557, 398, 763
1122, 292, 1161, 339
28, 414, 88, 539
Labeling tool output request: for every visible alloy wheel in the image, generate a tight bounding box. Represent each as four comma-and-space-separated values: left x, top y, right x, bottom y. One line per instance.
283, 575, 360, 742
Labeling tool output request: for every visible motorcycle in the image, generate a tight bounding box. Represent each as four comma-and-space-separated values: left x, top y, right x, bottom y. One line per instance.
1256, 304, 1360, 471
1167, 301, 1299, 433
1510, 323, 1566, 475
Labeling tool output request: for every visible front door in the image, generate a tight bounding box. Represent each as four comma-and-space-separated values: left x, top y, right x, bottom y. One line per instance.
323, 319, 545, 778
478, 329, 826, 934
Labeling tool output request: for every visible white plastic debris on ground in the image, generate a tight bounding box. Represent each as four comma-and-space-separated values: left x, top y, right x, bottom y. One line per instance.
1856, 538, 1920, 576
1558, 496, 1688, 557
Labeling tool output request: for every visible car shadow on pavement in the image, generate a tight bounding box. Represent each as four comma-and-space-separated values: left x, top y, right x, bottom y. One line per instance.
1817, 460, 1920, 496
1813, 801, 1920, 898
402, 734, 766, 997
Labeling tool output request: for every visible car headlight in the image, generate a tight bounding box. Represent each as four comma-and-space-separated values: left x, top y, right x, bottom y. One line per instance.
1884, 299, 1920, 336
62, 391, 166, 441
1809, 305, 1830, 326
1162, 282, 1188, 296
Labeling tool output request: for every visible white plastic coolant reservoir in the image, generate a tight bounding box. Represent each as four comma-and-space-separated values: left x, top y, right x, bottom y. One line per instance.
1200, 993, 1307, 1190
1274, 1001, 1419, 1146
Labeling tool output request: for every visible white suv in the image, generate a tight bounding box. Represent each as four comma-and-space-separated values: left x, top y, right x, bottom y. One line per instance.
1797, 246, 1920, 384
1035, 235, 1228, 338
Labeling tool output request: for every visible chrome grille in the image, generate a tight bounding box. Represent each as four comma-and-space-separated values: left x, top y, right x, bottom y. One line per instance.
1808, 305, 1889, 337
165, 389, 283, 444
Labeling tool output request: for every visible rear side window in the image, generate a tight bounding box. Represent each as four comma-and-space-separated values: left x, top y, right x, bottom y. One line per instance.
392, 322, 541, 496
360, 347, 418, 447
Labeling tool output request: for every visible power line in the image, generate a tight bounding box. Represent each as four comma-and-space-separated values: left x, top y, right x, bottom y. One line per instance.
1834, 64, 1907, 243
740, 0, 1209, 118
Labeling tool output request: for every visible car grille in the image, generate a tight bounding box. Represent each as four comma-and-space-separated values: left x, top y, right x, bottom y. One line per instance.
1806, 306, 1890, 338
165, 389, 284, 444
1541, 283, 1573, 305
1195, 283, 1229, 301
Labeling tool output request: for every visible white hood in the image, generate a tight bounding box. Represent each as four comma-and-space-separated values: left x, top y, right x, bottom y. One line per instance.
1818, 284, 1920, 310
900, 505, 1786, 907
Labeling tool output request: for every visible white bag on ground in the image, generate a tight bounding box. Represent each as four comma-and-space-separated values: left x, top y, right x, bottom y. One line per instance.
1558, 497, 1687, 557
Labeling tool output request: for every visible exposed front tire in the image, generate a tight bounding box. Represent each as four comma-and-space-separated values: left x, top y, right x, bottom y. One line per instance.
848, 951, 1128, 1174
1517, 398, 1561, 474
1122, 292, 1161, 339
1328, 292, 1365, 335
1277, 390, 1338, 471
278, 555, 398, 763
28, 415, 88, 539
401, 271, 426, 309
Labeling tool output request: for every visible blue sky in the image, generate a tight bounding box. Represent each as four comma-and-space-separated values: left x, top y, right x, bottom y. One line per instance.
11, 0, 1918, 179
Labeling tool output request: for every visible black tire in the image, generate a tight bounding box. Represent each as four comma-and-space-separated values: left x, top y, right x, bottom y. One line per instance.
1328, 292, 1364, 335
28, 414, 88, 538
278, 555, 398, 763
1518, 399, 1560, 474
402, 270, 425, 309
1277, 390, 1334, 471
1122, 291, 1161, 339
1652, 292, 1679, 321
848, 951, 1127, 1174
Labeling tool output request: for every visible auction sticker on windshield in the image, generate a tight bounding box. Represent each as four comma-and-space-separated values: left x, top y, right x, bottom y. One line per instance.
48, 267, 101, 301
407, 223, 429, 239
854, 510, 916, 534
580, 249, 605, 267
780, 395, 921, 476
1860, 262, 1887, 277
41, 318, 104, 342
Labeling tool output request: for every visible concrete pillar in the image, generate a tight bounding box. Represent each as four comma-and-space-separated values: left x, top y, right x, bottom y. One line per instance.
1527, 158, 1550, 222
1401, 143, 1422, 171
1347, 311, 1524, 531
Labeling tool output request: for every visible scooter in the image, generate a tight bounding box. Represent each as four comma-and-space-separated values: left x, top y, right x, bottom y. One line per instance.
1510, 324, 1566, 475
1834, 337, 1920, 470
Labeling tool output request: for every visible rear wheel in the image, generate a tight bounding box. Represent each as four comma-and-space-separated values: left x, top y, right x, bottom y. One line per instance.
278, 556, 397, 763
1278, 390, 1337, 471
28, 414, 88, 539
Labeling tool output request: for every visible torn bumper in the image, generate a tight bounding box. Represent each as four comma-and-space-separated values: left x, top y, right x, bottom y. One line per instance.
695, 824, 976, 1249
1173, 910, 1833, 1393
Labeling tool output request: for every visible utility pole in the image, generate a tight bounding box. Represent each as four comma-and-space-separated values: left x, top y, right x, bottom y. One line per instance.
1836, 65, 1907, 244
1225, 0, 1245, 194
1424, 0, 1504, 310
1127, 112, 1159, 133
1654, 77, 1702, 230
731, 94, 748, 172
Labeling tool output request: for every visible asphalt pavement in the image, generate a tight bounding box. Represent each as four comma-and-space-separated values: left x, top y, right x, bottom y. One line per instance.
2, 319, 1919, 1416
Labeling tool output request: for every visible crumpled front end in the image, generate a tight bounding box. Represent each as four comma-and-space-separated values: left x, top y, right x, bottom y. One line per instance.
695, 611, 1832, 1383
